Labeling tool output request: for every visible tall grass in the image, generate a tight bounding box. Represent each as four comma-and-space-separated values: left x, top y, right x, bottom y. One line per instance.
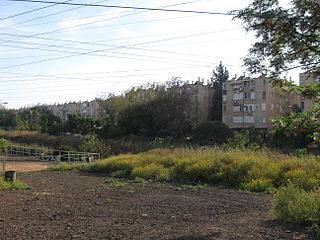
50, 147, 320, 191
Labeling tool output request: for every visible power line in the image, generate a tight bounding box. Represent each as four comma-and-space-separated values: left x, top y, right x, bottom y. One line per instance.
0, 0, 73, 21
2, 0, 109, 28
0, 29, 236, 70
10, 0, 237, 16
4, 0, 203, 29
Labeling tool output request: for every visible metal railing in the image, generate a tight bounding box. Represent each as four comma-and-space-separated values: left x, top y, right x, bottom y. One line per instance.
0, 145, 100, 163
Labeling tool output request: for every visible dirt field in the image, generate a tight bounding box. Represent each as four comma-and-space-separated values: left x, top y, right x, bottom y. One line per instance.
0, 153, 54, 172
0, 171, 316, 240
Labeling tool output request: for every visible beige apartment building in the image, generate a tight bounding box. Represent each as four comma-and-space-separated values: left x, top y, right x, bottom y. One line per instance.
299, 73, 320, 111
184, 81, 214, 126
48, 100, 99, 121
222, 74, 299, 129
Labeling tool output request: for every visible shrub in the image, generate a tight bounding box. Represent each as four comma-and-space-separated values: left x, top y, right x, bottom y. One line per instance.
241, 178, 274, 193
192, 121, 233, 145
132, 163, 170, 181
271, 184, 320, 224
0, 138, 8, 153
0, 179, 30, 190
283, 169, 320, 191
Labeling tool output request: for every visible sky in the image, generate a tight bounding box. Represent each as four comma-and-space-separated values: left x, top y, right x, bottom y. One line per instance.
0, 0, 298, 109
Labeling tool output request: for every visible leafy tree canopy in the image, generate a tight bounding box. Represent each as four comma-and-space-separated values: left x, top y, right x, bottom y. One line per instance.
235, 0, 320, 143
235, 0, 320, 99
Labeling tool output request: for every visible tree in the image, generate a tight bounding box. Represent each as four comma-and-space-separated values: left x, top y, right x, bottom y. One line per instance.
210, 61, 229, 121
235, 0, 320, 143
211, 61, 229, 89
65, 113, 96, 135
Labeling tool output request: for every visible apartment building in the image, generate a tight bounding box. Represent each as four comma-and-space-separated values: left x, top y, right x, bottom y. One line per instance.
299, 73, 320, 111
184, 81, 214, 126
48, 100, 99, 121
222, 74, 299, 129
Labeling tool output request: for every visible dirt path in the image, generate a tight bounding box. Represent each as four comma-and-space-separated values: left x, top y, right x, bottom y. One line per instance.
0, 171, 315, 240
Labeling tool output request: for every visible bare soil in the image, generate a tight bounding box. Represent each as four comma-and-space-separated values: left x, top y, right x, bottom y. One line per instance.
0, 171, 316, 240
0, 153, 54, 172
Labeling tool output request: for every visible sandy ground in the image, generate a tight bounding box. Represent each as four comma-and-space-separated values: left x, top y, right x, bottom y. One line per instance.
0, 153, 54, 172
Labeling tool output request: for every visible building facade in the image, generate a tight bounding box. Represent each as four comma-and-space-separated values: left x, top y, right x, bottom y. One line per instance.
299, 73, 320, 111
184, 81, 214, 126
222, 75, 299, 129
48, 100, 99, 121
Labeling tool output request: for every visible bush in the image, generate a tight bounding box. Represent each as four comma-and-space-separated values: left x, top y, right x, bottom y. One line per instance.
132, 163, 170, 181
192, 121, 233, 145
0, 138, 8, 153
241, 178, 274, 193
271, 184, 320, 224
0, 179, 30, 190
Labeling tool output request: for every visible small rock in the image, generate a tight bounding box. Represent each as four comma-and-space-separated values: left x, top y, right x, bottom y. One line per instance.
142, 213, 148, 217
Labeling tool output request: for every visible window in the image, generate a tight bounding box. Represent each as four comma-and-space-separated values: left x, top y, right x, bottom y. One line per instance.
244, 104, 254, 112
250, 81, 255, 87
262, 91, 266, 99
262, 118, 266, 124
261, 103, 266, 111
301, 101, 305, 110
222, 95, 227, 101
244, 92, 255, 99
263, 79, 267, 85
244, 116, 254, 123
233, 106, 241, 112
223, 83, 226, 89
250, 91, 255, 99
255, 105, 259, 111
244, 81, 250, 88
233, 116, 243, 123
223, 105, 227, 112
233, 93, 243, 100
232, 84, 241, 89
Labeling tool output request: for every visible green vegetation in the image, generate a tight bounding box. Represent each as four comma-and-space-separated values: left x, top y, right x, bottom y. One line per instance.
50, 147, 320, 191
0, 138, 8, 153
0, 179, 30, 190
192, 121, 233, 145
236, 0, 320, 144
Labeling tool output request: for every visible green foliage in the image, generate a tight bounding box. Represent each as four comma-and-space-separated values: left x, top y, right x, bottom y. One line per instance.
192, 121, 233, 145
65, 113, 97, 135
78, 136, 98, 152
98, 79, 193, 139
0, 138, 8, 153
241, 178, 274, 193
50, 147, 320, 192
131, 163, 170, 181
271, 184, 320, 224
223, 129, 268, 150
0, 179, 30, 190
236, 0, 320, 143
1, 108, 62, 135
272, 105, 320, 144
210, 61, 229, 121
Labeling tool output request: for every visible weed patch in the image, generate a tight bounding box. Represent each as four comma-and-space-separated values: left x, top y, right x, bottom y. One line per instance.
0, 179, 30, 190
